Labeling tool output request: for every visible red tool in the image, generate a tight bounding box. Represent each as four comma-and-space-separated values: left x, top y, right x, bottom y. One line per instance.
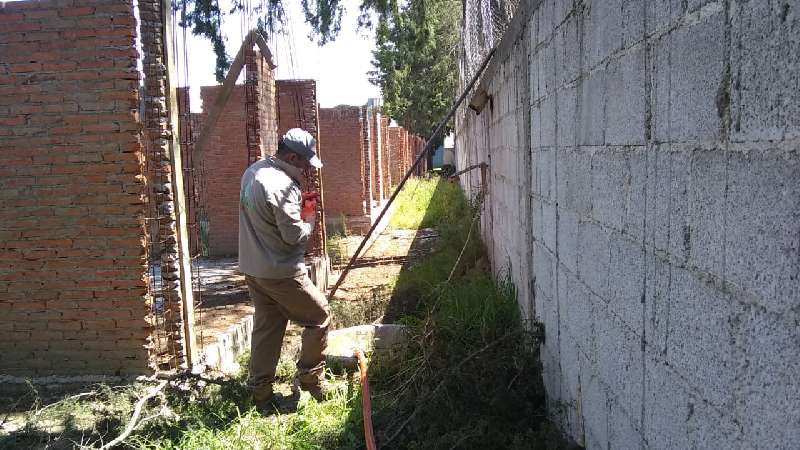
301, 191, 319, 221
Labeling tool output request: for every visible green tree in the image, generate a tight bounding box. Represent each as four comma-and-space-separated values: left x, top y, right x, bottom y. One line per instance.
177, 0, 461, 137
369, 0, 462, 137
177, 0, 397, 81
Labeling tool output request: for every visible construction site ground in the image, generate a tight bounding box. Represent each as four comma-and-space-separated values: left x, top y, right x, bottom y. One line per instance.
0, 176, 564, 449
190, 221, 438, 372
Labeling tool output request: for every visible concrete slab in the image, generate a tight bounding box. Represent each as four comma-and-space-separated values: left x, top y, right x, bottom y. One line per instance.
557, 84, 578, 146
724, 148, 800, 313
581, 365, 610, 450
664, 6, 727, 143
731, 1, 800, 142
608, 395, 646, 450
560, 268, 597, 356
666, 267, 744, 409
685, 147, 727, 278
578, 67, 607, 146
607, 232, 646, 336
557, 207, 580, 274
604, 44, 647, 146
741, 307, 800, 448
555, 14, 581, 86
532, 146, 557, 202
577, 219, 611, 299
621, 0, 646, 47
540, 94, 557, 147
593, 304, 644, 429
590, 147, 629, 232
643, 353, 692, 449
584, 0, 623, 70
556, 146, 593, 216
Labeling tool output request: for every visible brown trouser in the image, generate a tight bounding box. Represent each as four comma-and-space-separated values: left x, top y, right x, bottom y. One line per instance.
245, 273, 329, 392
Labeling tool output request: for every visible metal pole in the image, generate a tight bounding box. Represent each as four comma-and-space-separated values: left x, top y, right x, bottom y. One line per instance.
328, 47, 496, 297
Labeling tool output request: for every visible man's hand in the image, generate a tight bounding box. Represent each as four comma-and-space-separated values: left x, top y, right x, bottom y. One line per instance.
301, 192, 319, 222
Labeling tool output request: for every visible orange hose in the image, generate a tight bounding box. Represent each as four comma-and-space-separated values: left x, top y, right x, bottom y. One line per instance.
355, 349, 377, 450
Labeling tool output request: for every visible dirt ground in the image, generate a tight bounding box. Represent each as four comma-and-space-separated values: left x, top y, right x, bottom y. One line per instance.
328, 227, 439, 325
192, 258, 253, 348
192, 226, 438, 357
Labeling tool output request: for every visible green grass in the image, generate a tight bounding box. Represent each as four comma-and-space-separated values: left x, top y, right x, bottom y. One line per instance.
326, 230, 350, 268
389, 176, 466, 230
131, 381, 362, 450
374, 175, 565, 449
3, 175, 566, 450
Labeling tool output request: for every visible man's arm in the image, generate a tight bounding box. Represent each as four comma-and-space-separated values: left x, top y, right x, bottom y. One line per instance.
273, 188, 314, 246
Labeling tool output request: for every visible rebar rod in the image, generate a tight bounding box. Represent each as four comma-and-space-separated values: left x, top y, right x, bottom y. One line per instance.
328, 47, 496, 298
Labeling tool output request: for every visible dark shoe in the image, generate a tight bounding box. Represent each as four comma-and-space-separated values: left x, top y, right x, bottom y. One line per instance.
295, 373, 332, 402
252, 386, 275, 412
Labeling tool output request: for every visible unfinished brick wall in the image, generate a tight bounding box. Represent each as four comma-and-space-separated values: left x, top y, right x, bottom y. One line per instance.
368, 109, 384, 203
244, 49, 276, 164
275, 79, 326, 256
0, 0, 151, 377
319, 106, 366, 218
139, 0, 196, 369
196, 86, 248, 256
361, 105, 374, 215
256, 53, 277, 159
176, 87, 201, 255
388, 126, 404, 185
380, 116, 391, 195
188, 49, 276, 258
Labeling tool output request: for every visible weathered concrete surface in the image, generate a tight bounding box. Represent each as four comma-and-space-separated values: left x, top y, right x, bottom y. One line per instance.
456, 0, 800, 447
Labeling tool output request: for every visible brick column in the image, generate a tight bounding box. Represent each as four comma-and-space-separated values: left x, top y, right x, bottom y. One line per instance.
139, 0, 189, 369
371, 110, 384, 202
381, 116, 391, 196
275, 80, 326, 257
244, 49, 261, 165
0, 0, 152, 378
361, 105, 373, 216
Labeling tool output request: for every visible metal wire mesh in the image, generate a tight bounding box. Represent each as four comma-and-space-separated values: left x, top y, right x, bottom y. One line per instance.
461, 0, 521, 85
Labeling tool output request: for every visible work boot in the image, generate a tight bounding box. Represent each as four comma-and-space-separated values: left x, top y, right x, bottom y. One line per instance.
295, 372, 332, 402
251, 385, 275, 412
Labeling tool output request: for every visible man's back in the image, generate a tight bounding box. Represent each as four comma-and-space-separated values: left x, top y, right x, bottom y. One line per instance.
238, 157, 312, 279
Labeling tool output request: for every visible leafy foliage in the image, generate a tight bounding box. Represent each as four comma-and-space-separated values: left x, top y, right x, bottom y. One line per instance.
369, 0, 462, 137
176, 0, 397, 81
177, 0, 460, 136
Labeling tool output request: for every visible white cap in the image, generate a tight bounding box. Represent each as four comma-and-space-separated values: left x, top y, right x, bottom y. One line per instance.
282, 128, 323, 169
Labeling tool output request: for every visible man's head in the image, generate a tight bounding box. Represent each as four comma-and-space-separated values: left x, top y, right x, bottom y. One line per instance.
275, 128, 323, 170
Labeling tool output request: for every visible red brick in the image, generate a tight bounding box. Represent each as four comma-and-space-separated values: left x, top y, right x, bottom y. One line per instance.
0, 13, 25, 23
60, 6, 96, 17
1, 0, 151, 378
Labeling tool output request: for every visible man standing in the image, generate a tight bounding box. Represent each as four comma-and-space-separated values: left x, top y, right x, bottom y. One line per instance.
238, 128, 329, 406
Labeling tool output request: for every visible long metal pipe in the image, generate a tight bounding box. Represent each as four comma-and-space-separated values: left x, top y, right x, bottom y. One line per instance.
328, 47, 496, 298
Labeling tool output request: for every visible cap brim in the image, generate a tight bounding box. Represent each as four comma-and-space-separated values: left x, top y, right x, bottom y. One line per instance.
309, 155, 323, 169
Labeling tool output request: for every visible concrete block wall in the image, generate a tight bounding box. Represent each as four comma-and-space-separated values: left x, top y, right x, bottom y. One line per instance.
0, 0, 151, 377
319, 106, 367, 218
456, 0, 800, 447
